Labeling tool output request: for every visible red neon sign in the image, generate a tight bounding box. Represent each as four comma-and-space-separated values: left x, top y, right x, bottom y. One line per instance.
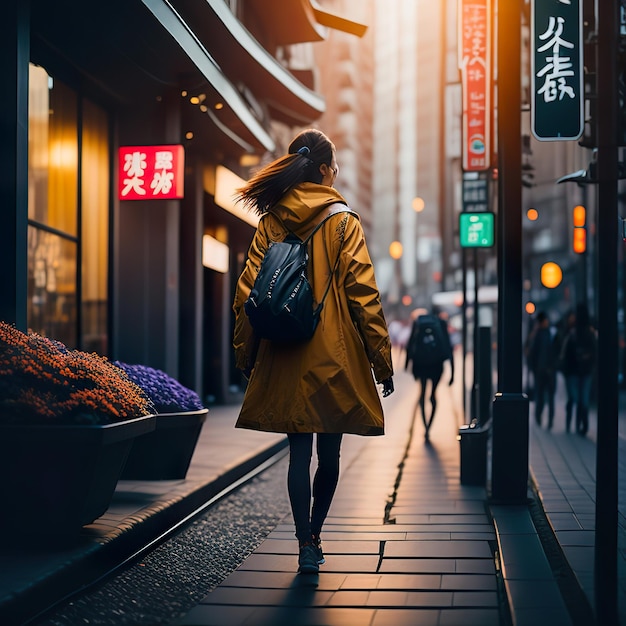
460, 0, 491, 172
118, 144, 185, 200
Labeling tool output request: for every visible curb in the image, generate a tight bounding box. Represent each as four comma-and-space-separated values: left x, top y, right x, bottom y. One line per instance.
490, 497, 574, 626
1, 438, 289, 626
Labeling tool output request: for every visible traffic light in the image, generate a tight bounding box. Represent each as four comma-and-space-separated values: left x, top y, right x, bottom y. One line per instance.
572, 205, 586, 254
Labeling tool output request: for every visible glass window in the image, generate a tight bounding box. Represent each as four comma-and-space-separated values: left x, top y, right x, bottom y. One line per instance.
27, 226, 77, 347
81, 100, 110, 354
27, 63, 110, 353
28, 65, 78, 235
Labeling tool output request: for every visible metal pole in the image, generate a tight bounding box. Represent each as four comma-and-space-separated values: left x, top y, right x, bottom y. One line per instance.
594, 1, 619, 622
462, 248, 468, 419
491, 0, 529, 503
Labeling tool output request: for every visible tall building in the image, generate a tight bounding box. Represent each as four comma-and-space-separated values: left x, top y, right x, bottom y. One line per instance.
316, 1, 445, 316
312, 0, 375, 232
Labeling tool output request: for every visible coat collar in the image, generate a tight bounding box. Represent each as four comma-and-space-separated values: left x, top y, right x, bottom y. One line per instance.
268, 183, 349, 236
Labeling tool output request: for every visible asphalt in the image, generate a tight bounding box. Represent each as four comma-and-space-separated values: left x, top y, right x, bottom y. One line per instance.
0, 349, 622, 626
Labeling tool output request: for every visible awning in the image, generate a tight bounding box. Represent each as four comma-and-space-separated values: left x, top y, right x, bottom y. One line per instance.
30, 0, 275, 156
310, 0, 368, 38
247, 0, 367, 45
141, 0, 274, 153
174, 0, 327, 126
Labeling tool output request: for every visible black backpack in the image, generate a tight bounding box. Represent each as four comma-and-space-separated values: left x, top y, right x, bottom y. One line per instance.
244, 206, 352, 343
407, 314, 449, 366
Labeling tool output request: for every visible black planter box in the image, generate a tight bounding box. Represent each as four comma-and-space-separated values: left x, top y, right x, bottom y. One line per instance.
0, 414, 155, 535
120, 408, 208, 480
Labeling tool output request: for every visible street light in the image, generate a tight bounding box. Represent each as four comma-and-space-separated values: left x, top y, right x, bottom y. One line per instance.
540, 261, 563, 289
389, 241, 403, 260
412, 197, 425, 213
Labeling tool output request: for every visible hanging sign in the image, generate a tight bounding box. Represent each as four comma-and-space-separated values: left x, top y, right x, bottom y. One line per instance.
459, 212, 495, 248
459, 0, 492, 171
531, 0, 583, 141
118, 144, 185, 200
462, 175, 489, 213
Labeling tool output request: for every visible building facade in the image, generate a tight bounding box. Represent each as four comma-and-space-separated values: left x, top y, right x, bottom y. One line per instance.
0, 0, 364, 403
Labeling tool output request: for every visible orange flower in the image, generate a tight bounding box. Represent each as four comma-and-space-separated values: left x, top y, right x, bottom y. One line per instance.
0, 322, 154, 425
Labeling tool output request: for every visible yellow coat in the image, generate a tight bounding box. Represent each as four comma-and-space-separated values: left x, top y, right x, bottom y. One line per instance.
232, 183, 393, 435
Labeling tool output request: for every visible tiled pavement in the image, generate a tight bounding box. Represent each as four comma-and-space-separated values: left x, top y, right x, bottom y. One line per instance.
2, 347, 619, 625
174, 359, 575, 626
528, 383, 626, 625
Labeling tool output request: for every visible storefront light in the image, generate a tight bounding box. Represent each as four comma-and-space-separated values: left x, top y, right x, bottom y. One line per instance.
214, 165, 259, 227
202, 235, 229, 273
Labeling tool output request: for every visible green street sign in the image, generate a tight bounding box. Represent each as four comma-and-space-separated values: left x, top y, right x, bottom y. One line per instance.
531, 0, 583, 141
459, 212, 495, 248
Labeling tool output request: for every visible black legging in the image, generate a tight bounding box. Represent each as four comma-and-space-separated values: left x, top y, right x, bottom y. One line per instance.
287, 433, 343, 543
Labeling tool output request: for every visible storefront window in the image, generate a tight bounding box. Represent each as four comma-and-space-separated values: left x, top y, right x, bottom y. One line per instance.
27, 227, 77, 347
28, 64, 78, 235
27, 64, 110, 353
81, 100, 110, 354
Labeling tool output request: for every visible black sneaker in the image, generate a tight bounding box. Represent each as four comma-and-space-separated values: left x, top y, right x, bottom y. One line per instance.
297, 543, 319, 574
312, 536, 325, 564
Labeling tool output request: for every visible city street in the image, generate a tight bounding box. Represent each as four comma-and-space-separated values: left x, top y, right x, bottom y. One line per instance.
18, 349, 603, 626
2, 2, 626, 625
2, 348, 625, 624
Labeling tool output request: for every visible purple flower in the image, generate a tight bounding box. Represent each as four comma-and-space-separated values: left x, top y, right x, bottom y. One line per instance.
113, 362, 204, 413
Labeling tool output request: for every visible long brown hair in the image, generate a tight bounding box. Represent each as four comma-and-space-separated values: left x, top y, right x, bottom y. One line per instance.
235, 129, 335, 214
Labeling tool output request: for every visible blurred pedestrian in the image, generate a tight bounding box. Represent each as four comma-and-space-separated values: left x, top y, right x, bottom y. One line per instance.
559, 303, 597, 435
526, 311, 558, 428
405, 308, 454, 440
232, 128, 394, 575
388, 318, 410, 365
553, 309, 576, 423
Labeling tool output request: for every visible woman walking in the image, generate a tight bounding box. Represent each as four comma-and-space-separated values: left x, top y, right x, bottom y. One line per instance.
232, 128, 394, 574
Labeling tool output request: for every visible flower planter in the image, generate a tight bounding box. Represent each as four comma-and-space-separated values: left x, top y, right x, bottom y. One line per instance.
120, 408, 208, 480
0, 414, 155, 536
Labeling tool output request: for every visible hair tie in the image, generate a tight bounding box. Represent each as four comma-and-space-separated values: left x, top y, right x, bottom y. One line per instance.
297, 146, 311, 157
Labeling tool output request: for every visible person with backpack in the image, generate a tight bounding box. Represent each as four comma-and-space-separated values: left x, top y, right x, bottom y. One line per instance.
526, 311, 558, 429
405, 309, 454, 440
232, 129, 394, 575
559, 303, 597, 435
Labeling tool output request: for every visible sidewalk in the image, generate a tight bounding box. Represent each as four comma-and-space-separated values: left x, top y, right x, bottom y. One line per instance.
0, 354, 601, 625
528, 379, 626, 625
173, 364, 573, 626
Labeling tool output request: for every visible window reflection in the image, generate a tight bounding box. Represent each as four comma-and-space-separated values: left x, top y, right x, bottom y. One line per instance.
81, 100, 109, 354
27, 227, 77, 347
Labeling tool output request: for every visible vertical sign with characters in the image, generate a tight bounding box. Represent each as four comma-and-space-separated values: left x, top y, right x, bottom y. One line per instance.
531, 0, 583, 140
118, 145, 185, 200
460, 0, 492, 172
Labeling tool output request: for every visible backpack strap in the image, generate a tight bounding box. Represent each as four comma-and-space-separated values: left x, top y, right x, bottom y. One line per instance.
306, 204, 355, 313
302, 203, 356, 245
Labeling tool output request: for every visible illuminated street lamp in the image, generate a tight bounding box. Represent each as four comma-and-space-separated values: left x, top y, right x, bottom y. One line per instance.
389, 241, 403, 260
540, 261, 562, 289
412, 197, 425, 213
